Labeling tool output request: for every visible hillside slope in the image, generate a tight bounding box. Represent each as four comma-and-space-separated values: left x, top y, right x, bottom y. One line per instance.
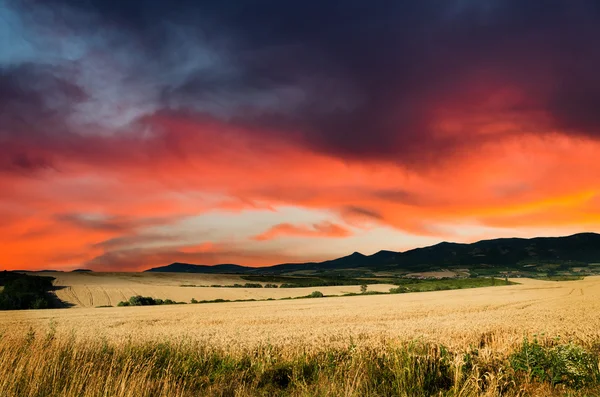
145, 233, 600, 275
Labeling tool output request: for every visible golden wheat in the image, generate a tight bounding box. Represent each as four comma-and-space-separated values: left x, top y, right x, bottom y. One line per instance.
29, 271, 396, 308
3, 276, 600, 354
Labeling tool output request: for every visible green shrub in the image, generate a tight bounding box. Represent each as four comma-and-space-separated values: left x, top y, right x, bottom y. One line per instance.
0, 272, 57, 310
509, 337, 600, 388
243, 283, 263, 288
308, 291, 324, 298
117, 296, 183, 307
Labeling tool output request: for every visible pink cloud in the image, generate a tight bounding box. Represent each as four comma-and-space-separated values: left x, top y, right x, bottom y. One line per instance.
252, 221, 353, 241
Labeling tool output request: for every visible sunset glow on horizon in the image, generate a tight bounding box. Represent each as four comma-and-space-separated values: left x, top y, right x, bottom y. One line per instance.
2, 1, 600, 271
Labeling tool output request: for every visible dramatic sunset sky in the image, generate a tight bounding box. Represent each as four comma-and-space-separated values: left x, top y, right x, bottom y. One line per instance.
1, 1, 600, 271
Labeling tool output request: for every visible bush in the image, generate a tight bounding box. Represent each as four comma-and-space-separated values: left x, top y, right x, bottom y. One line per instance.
264, 284, 279, 288
389, 286, 409, 294
243, 283, 263, 288
128, 296, 156, 306
117, 296, 183, 307
509, 337, 600, 388
0, 272, 56, 310
308, 291, 324, 298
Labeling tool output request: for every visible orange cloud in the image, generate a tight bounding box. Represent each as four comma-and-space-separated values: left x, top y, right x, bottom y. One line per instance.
252, 221, 352, 241
2, 114, 600, 271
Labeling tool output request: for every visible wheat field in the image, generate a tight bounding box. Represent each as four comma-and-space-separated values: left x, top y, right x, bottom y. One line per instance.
2, 276, 600, 396
27, 271, 397, 308
3, 276, 600, 351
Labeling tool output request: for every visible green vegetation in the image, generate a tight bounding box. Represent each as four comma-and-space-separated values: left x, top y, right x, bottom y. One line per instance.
120, 278, 519, 309
343, 291, 387, 297
190, 298, 257, 304
3, 332, 599, 396
182, 283, 267, 288
117, 296, 184, 307
242, 275, 391, 288
0, 272, 59, 310
509, 337, 599, 388
390, 277, 514, 293
539, 275, 584, 281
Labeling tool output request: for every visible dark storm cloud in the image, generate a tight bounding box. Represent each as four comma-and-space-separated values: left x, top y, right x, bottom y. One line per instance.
0, 63, 84, 135
0, 63, 85, 172
4, 0, 600, 165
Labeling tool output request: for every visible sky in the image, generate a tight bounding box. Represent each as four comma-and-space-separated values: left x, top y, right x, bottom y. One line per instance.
1, 0, 600, 271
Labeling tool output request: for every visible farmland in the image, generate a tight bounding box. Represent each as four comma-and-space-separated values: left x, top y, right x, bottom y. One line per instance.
27, 271, 398, 308
2, 275, 600, 396
4, 276, 599, 349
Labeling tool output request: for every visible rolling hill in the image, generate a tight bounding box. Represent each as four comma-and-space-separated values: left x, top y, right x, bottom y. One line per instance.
145, 232, 600, 276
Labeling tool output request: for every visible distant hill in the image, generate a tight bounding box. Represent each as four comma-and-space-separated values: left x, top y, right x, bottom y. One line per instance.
146, 263, 253, 274
144, 233, 600, 275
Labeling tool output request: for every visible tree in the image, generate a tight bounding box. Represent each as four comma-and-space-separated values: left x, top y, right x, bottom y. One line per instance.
360, 284, 368, 294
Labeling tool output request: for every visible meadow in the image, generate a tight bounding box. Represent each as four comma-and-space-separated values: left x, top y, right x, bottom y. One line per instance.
27, 271, 398, 308
1, 276, 600, 395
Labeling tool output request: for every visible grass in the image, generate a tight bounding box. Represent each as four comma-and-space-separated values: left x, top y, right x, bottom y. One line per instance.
242, 275, 392, 288
4, 277, 600, 395
538, 276, 584, 281
1, 330, 599, 396
115, 278, 517, 309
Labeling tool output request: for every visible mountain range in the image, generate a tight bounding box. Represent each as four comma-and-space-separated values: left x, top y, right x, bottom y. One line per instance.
145, 232, 600, 275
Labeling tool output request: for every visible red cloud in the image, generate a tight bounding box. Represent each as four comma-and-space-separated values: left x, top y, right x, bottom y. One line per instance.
252, 221, 352, 241
2, 113, 600, 271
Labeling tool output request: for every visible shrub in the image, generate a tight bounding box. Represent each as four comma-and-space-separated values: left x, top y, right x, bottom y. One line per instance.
360, 284, 368, 294
117, 296, 183, 307
509, 337, 600, 388
128, 296, 156, 306
243, 283, 263, 288
389, 286, 409, 294
308, 291, 324, 298
0, 273, 56, 310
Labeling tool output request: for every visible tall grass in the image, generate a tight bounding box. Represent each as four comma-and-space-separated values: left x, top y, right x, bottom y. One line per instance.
1, 330, 598, 396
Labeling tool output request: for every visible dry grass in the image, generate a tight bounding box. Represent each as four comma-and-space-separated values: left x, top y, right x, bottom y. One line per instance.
29, 271, 395, 308
2, 276, 599, 351
2, 276, 600, 396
